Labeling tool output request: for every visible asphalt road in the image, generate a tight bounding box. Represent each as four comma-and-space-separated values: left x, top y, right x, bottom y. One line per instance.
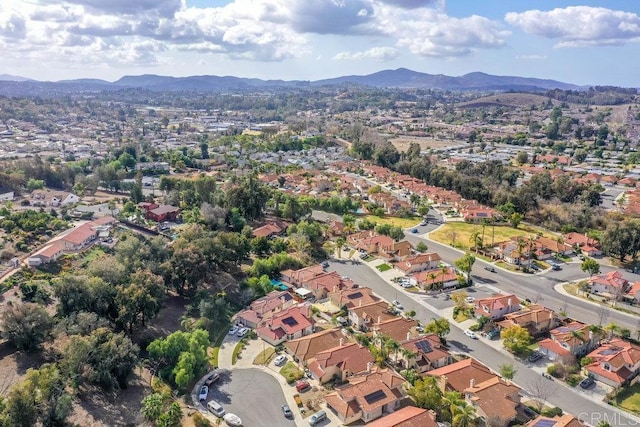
205, 368, 293, 427
326, 258, 638, 425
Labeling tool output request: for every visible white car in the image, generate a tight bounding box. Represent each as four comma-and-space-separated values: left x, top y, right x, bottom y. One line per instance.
237, 327, 250, 337
198, 385, 209, 401
223, 413, 242, 427
274, 354, 287, 366
392, 300, 404, 310
464, 330, 478, 339
228, 326, 239, 335
465, 297, 475, 303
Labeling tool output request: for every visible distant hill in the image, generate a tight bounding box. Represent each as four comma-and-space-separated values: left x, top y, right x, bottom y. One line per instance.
0, 68, 584, 95
0, 74, 33, 82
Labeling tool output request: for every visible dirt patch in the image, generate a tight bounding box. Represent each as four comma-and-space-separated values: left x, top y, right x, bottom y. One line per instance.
299, 386, 327, 419
133, 293, 190, 348
67, 371, 153, 427
389, 136, 462, 152
0, 342, 47, 396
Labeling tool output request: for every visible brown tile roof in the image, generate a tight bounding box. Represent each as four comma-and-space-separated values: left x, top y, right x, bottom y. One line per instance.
351, 301, 397, 325
426, 358, 496, 393
464, 376, 520, 422
366, 406, 438, 427
308, 342, 374, 378
402, 334, 450, 363
395, 253, 442, 272
284, 328, 345, 363
373, 317, 419, 342
328, 287, 380, 309
526, 414, 585, 427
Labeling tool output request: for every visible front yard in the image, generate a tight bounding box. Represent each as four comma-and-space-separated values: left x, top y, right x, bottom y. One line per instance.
613, 383, 640, 414
376, 263, 392, 272
359, 214, 420, 229
279, 361, 304, 384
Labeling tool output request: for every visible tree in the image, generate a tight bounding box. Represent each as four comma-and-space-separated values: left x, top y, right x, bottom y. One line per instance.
416, 241, 428, 253
335, 237, 346, 258
528, 376, 557, 411
454, 253, 475, 285
516, 151, 528, 164
424, 317, 450, 340
1, 302, 53, 351
408, 376, 442, 410
501, 325, 532, 355
452, 402, 476, 427
442, 390, 464, 422
147, 329, 209, 389
499, 363, 517, 380
581, 258, 600, 276
156, 402, 183, 427
450, 290, 469, 309
509, 212, 523, 229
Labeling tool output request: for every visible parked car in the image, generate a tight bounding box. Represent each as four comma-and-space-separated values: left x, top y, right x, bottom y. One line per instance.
223, 413, 242, 427
411, 228, 418, 233
420, 220, 428, 226
198, 385, 209, 401
487, 329, 500, 340
236, 327, 250, 337
392, 300, 404, 309
578, 254, 585, 260
579, 377, 595, 389
321, 261, 329, 268
207, 400, 225, 417
484, 266, 497, 273
527, 351, 544, 363
296, 380, 311, 392
228, 326, 239, 335
551, 264, 562, 271
205, 372, 220, 385
465, 296, 475, 303
464, 330, 478, 339
309, 410, 327, 426
282, 405, 293, 418
359, 252, 368, 259
274, 354, 287, 366
401, 282, 413, 288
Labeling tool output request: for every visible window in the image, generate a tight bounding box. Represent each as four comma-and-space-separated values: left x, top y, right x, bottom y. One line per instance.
604, 363, 611, 371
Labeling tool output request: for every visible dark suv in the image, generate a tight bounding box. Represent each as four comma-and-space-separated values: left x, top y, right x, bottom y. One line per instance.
527, 351, 544, 363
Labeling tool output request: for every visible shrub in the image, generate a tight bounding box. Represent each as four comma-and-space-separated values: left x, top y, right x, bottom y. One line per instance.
192, 412, 211, 427
566, 374, 582, 387
547, 363, 566, 379
542, 407, 563, 417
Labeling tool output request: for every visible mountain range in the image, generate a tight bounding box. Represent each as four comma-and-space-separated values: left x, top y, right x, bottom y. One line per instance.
0, 68, 583, 95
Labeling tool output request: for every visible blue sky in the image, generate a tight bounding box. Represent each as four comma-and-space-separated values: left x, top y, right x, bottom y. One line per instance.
1, 1, 639, 86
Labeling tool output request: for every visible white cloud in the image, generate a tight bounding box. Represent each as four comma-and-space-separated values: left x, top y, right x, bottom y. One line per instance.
515, 54, 547, 60
505, 6, 640, 47
334, 46, 399, 61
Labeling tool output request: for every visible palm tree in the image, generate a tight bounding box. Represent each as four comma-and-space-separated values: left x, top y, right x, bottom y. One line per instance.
336, 237, 346, 258
439, 264, 449, 290
604, 322, 620, 339
428, 273, 438, 291
469, 231, 481, 251
452, 403, 476, 427
442, 391, 464, 422
515, 237, 527, 265
384, 338, 402, 364
556, 236, 565, 257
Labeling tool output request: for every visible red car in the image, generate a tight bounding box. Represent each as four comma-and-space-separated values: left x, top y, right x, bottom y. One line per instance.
295, 380, 311, 392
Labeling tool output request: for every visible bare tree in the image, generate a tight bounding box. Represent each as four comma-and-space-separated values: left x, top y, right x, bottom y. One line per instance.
597, 303, 610, 326
527, 376, 557, 411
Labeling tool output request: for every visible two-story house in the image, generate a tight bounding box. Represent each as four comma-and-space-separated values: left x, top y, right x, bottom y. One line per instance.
464, 376, 522, 427
255, 305, 314, 346
280, 264, 324, 287
395, 334, 452, 373
474, 294, 521, 321
285, 328, 347, 365
307, 341, 374, 384
324, 368, 406, 425
366, 406, 438, 427
585, 338, 640, 387
328, 287, 380, 310
348, 301, 397, 332
412, 266, 459, 290
588, 271, 629, 299
538, 322, 601, 364
235, 290, 295, 328
497, 304, 558, 338
394, 253, 443, 275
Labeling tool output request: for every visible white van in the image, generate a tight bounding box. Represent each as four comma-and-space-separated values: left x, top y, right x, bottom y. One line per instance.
309, 410, 326, 426
207, 400, 225, 418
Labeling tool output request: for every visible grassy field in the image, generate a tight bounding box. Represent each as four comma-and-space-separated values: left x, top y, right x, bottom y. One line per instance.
231, 339, 247, 365
360, 215, 420, 229
253, 347, 276, 365
614, 383, 640, 414
429, 222, 557, 249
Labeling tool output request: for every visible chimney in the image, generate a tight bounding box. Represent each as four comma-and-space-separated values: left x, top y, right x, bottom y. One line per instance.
407, 331, 412, 341
470, 378, 475, 388
377, 316, 381, 324
333, 286, 337, 293
367, 361, 372, 373
508, 298, 512, 307
339, 338, 344, 346
359, 300, 363, 307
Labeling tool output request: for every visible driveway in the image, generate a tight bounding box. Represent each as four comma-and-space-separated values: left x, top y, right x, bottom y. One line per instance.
426, 285, 502, 311
205, 368, 294, 427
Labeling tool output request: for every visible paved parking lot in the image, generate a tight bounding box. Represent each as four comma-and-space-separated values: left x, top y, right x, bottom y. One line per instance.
204, 368, 294, 427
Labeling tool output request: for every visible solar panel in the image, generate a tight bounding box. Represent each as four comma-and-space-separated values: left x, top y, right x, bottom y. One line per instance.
347, 292, 363, 300
364, 389, 387, 405
533, 419, 557, 427
415, 340, 433, 353
282, 317, 299, 326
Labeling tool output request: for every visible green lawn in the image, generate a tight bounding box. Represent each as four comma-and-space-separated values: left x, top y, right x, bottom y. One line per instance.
430, 222, 557, 250
253, 347, 276, 365
614, 383, 640, 414
280, 361, 304, 384
231, 339, 247, 365
208, 322, 230, 368
376, 263, 392, 272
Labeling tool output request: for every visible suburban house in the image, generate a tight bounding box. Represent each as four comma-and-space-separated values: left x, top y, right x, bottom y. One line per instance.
372, 317, 419, 343
412, 266, 459, 290
347, 230, 395, 255
280, 264, 324, 287
474, 294, 521, 320
493, 239, 531, 266
251, 220, 287, 238
366, 406, 438, 427
564, 232, 602, 256
302, 271, 355, 300
235, 290, 295, 328
324, 368, 406, 425
463, 376, 522, 427
460, 205, 500, 223
526, 414, 586, 427
395, 334, 452, 373
255, 305, 314, 346
394, 253, 443, 274
27, 242, 66, 266
427, 358, 498, 394
138, 202, 180, 222
53, 222, 99, 251
377, 240, 413, 261
538, 322, 600, 363
585, 338, 640, 387
285, 328, 348, 365
328, 287, 381, 309
588, 271, 629, 298
307, 341, 374, 384
497, 304, 558, 338
348, 301, 398, 332
31, 190, 81, 207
